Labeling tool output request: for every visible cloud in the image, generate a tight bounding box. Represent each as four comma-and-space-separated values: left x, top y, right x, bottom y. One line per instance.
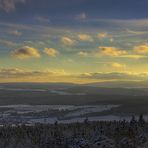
83, 18, 148, 29
78, 47, 147, 59
0, 68, 46, 78
61, 37, 75, 46
97, 32, 114, 42
97, 32, 109, 38
75, 12, 86, 20
79, 72, 148, 81
99, 47, 146, 59
78, 51, 89, 57
110, 62, 126, 69
109, 38, 114, 42
0, 67, 73, 83
99, 46, 127, 56
8, 30, 22, 36
1, 68, 148, 83
0, 68, 70, 79
120, 54, 147, 59
0, 39, 16, 47
134, 44, 148, 54
11, 46, 41, 59
44, 48, 59, 57
0, 0, 25, 12
78, 34, 93, 42
34, 16, 50, 23
126, 29, 147, 35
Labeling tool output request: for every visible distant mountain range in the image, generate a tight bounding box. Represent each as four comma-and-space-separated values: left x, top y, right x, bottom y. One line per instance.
1, 80, 148, 89
86, 80, 148, 88
0, 81, 148, 96
0, 81, 148, 108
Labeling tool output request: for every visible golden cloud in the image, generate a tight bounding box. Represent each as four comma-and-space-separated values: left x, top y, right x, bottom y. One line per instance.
97, 32, 109, 38
1, 68, 148, 83
110, 62, 126, 69
134, 44, 148, 54
78, 34, 93, 42
120, 54, 147, 59
0, 68, 70, 82
11, 46, 40, 59
78, 47, 146, 59
79, 71, 148, 81
44, 48, 59, 57
99, 46, 127, 56
0, 68, 45, 78
61, 37, 75, 46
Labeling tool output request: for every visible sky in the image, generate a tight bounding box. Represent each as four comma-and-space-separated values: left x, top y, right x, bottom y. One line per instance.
0, 0, 148, 83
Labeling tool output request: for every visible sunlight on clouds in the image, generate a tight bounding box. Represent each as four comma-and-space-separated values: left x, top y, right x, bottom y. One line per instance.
11, 46, 41, 59
0, 68, 69, 78
97, 32, 109, 38
1, 68, 148, 83
44, 48, 59, 57
99, 46, 127, 56
134, 44, 148, 54
78, 46, 147, 59
78, 34, 93, 42
79, 71, 148, 81
120, 54, 147, 59
61, 37, 75, 46
1, 0, 148, 84
0, 68, 72, 83
78, 51, 89, 57
46, 69, 70, 76
110, 62, 126, 69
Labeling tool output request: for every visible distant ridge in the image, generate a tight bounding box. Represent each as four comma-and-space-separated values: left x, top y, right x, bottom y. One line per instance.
1, 80, 148, 88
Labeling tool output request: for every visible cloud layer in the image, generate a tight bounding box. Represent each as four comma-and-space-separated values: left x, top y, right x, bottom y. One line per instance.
0, 67, 148, 83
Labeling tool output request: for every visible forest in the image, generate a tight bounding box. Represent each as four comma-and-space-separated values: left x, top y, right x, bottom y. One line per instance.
0, 114, 147, 148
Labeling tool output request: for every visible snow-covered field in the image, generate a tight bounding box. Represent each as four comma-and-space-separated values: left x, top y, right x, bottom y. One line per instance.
0, 104, 119, 113
0, 87, 86, 95
28, 115, 129, 124
0, 104, 121, 124
0, 104, 147, 124
28, 115, 148, 124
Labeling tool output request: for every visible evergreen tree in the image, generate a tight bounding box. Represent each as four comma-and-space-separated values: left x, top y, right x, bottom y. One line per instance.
138, 114, 145, 127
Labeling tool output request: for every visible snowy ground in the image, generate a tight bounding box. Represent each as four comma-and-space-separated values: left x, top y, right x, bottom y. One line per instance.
0, 104, 119, 113
0, 104, 121, 124
0, 104, 147, 124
